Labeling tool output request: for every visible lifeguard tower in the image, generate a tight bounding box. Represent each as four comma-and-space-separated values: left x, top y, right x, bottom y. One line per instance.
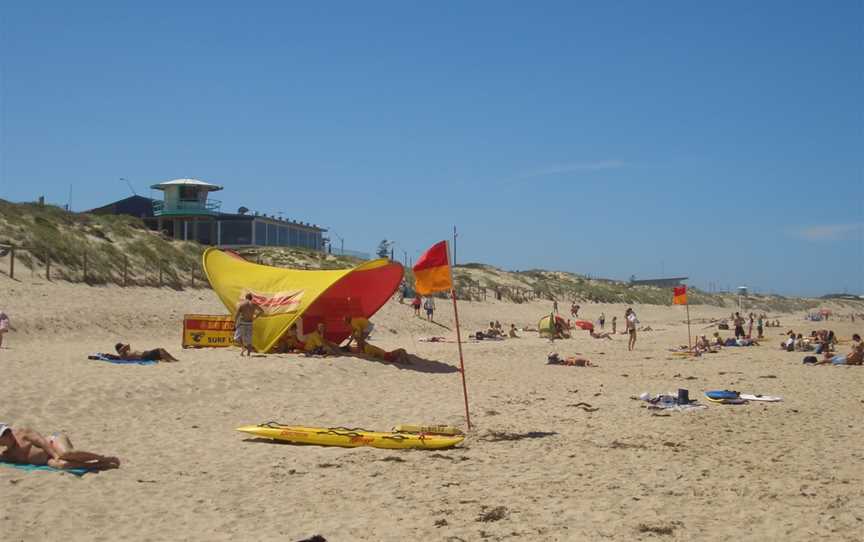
151, 178, 223, 243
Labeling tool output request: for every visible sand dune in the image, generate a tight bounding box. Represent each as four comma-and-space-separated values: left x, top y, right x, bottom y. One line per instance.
2, 276, 862, 541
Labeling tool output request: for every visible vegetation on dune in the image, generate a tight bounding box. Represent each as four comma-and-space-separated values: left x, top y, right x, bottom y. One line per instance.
0, 200, 367, 287
0, 200, 204, 287
0, 200, 852, 312
452, 262, 827, 313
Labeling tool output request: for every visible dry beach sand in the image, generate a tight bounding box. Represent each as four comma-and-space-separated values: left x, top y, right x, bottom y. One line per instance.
2, 275, 863, 541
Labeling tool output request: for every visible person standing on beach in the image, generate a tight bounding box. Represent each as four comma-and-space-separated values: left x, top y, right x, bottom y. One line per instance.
0, 311, 10, 348
423, 297, 435, 321
625, 308, 639, 351
235, 293, 264, 357
611, 315, 617, 334
553, 299, 559, 314
733, 312, 746, 339
571, 303, 580, 318
756, 314, 764, 339
411, 295, 422, 317
599, 312, 606, 329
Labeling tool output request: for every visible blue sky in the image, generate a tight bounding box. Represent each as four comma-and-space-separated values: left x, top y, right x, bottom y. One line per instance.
1, 1, 861, 296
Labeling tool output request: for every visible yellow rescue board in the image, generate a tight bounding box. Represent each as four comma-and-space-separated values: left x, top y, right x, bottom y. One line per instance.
236, 423, 465, 450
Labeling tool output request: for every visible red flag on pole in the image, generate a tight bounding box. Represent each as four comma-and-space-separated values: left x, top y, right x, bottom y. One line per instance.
673, 285, 692, 350
413, 241, 452, 295
413, 241, 471, 429
672, 286, 687, 305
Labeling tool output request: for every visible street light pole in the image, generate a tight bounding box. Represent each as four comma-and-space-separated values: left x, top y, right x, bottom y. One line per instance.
453, 226, 458, 267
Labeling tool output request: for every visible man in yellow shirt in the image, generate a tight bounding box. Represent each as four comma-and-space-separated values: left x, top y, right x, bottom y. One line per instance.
355, 337, 410, 364
344, 315, 374, 348
303, 323, 339, 355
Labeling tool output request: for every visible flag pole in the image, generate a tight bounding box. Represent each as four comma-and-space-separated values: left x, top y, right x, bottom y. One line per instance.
447, 241, 471, 429
686, 300, 692, 351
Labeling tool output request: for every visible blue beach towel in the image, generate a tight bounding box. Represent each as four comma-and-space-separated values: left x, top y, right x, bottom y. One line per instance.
0, 460, 91, 477
89, 354, 157, 366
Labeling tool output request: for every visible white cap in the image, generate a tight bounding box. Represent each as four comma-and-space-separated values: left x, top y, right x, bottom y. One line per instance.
0, 423, 10, 437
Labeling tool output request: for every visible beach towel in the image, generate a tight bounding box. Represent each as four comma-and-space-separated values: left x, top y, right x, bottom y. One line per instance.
638, 392, 706, 411
0, 460, 91, 477
89, 354, 157, 366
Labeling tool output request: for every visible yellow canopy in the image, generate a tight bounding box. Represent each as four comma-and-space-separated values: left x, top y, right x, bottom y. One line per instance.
202, 248, 403, 353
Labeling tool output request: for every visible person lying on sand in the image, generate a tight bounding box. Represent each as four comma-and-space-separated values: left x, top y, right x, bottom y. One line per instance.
589, 330, 614, 340
812, 334, 863, 365
354, 341, 411, 365
115, 342, 178, 362
547, 353, 595, 367
0, 423, 119, 471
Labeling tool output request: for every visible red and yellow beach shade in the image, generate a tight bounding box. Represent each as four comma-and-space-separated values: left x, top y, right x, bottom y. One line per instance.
672, 286, 687, 305
413, 240, 453, 295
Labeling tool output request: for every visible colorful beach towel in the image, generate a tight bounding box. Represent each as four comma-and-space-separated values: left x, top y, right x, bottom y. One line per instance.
1, 461, 91, 477
89, 354, 157, 366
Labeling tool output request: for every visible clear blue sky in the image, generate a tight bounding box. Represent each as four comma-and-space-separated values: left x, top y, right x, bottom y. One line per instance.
1, 1, 861, 296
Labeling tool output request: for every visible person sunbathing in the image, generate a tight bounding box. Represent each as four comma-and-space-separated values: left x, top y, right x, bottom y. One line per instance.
546, 353, 595, 367
694, 335, 712, 352
0, 423, 119, 471
115, 342, 178, 362
813, 334, 863, 365
589, 330, 613, 340
485, 322, 503, 338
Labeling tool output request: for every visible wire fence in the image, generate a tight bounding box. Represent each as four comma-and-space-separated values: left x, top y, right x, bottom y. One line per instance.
0, 243, 206, 289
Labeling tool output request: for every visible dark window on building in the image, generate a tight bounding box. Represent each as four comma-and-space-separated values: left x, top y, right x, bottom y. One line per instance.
278, 226, 288, 246
220, 221, 252, 245
197, 221, 213, 245
289, 227, 299, 247
255, 222, 266, 245
179, 187, 198, 200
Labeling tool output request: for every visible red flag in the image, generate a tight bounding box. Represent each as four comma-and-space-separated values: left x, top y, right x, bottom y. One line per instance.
672, 286, 687, 305
413, 241, 452, 295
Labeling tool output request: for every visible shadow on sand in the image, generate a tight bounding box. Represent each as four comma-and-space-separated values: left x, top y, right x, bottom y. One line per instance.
350, 353, 460, 374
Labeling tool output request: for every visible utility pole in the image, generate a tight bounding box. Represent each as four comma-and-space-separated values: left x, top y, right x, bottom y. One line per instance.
453, 226, 458, 267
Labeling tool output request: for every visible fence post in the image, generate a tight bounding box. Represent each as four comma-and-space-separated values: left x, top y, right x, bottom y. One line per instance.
123, 256, 128, 287
9, 247, 14, 280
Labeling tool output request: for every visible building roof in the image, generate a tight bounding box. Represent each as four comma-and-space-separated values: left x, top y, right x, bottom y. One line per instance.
150, 178, 224, 191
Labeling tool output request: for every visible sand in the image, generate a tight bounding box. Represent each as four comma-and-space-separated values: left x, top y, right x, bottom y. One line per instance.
2, 275, 863, 541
